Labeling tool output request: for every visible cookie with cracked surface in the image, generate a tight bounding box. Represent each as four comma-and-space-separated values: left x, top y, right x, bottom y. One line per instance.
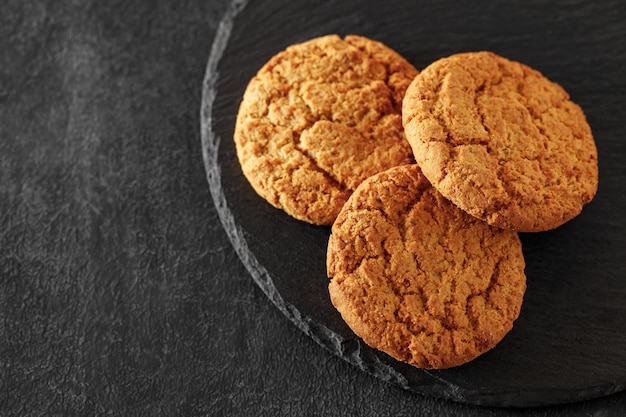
402, 51, 598, 232
234, 34, 419, 225
327, 164, 526, 369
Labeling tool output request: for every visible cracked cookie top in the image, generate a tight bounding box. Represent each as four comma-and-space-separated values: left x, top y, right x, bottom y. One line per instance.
234, 34, 419, 225
402, 51, 598, 232
327, 164, 526, 369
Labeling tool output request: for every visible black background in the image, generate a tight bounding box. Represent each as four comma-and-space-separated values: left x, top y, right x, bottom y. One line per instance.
2, 0, 626, 415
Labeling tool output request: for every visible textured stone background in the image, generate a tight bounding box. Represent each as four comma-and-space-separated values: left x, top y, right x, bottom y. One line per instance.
1, 0, 625, 415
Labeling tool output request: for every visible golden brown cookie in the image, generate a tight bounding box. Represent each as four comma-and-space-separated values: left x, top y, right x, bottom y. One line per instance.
234, 34, 419, 225
327, 164, 526, 369
402, 51, 598, 232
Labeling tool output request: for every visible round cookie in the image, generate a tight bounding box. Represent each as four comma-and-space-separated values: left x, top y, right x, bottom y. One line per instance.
327, 164, 526, 369
234, 34, 419, 225
402, 51, 598, 232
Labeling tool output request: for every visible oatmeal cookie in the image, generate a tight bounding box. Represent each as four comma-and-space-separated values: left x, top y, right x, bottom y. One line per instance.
234, 34, 419, 225
402, 51, 598, 232
327, 164, 526, 369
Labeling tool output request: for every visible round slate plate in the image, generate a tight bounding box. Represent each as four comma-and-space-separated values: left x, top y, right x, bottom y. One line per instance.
201, 0, 626, 407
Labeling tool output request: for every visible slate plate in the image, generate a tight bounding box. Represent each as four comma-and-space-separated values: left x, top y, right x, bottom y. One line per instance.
201, 0, 626, 407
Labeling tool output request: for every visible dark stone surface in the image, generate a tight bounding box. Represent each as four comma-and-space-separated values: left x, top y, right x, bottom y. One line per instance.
204, 0, 626, 410
2, 0, 626, 415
